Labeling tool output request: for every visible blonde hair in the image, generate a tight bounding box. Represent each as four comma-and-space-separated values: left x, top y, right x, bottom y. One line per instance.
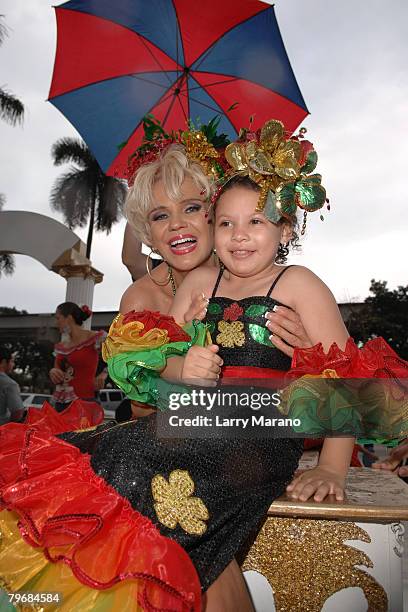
125, 144, 213, 244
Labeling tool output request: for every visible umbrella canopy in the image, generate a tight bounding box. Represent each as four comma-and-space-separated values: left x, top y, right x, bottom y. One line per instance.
49, 0, 308, 178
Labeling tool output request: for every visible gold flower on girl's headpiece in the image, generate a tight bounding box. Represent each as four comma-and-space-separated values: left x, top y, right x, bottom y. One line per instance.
223, 119, 328, 229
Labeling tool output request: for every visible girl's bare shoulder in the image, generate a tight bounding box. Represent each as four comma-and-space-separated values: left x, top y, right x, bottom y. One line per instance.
180, 264, 219, 296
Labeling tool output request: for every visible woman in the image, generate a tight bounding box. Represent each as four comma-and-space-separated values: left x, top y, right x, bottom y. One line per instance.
50, 302, 105, 423
120, 147, 311, 418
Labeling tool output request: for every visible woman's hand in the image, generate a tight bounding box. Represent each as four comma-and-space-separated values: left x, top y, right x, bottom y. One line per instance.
372, 440, 408, 477
183, 292, 209, 323
265, 306, 312, 358
49, 367, 65, 385
181, 344, 223, 385
286, 466, 346, 502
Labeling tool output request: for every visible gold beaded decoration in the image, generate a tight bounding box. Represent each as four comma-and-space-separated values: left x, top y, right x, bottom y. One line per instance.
216, 321, 245, 348
242, 517, 387, 611
151, 469, 209, 536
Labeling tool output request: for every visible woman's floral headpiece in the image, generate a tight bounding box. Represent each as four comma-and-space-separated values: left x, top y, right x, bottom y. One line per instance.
125, 115, 230, 186
215, 119, 328, 230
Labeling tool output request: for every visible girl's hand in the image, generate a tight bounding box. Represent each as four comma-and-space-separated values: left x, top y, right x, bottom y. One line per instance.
265, 306, 312, 358
286, 466, 346, 502
183, 292, 209, 323
181, 344, 222, 386
49, 367, 65, 384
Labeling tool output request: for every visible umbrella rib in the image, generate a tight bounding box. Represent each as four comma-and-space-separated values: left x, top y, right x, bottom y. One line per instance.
136, 35, 178, 86
179, 91, 229, 118
162, 93, 179, 127
129, 73, 175, 90
191, 5, 271, 72
187, 77, 238, 91
176, 92, 188, 124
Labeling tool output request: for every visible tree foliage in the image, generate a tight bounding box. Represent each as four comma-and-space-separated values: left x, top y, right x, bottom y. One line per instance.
0, 307, 53, 392
347, 280, 408, 359
50, 138, 127, 258
0, 16, 24, 126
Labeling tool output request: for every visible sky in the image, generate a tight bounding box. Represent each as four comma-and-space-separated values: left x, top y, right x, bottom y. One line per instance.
0, 0, 407, 314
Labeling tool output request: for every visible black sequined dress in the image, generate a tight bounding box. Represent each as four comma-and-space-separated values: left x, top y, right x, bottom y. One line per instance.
0, 267, 303, 610
63, 267, 303, 587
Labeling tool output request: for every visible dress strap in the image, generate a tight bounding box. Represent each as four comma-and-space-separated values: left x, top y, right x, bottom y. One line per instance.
266, 266, 294, 298
211, 267, 224, 298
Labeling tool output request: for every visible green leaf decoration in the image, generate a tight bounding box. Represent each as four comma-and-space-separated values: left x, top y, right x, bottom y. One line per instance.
295, 174, 326, 212
275, 182, 297, 217
249, 324, 274, 347
207, 321, 216, 335
263, 190, 282, 224
227, 102, 239, 112
300, 150, 318, 175
207, 302, 222, 315
245, 304, 269, 317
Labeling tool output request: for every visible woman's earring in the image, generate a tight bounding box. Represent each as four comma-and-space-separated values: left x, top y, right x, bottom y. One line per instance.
146, 248, 171, 287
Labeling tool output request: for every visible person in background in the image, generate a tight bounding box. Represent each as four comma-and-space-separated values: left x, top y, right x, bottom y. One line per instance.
49, 302, 106, 414
372, 439, 408, 477
0, 347, 24, 425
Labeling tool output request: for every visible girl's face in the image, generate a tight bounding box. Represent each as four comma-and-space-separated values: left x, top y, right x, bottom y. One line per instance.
215, 186, 291, 278
147, 178, 213, 273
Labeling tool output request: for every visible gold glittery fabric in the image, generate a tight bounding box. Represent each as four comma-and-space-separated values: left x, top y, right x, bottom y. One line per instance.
151, 470, 209, 536
243, 517, 388, 612
216, 321, 245, 348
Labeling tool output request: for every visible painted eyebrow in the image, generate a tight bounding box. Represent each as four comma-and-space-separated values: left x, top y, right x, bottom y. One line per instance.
149, 199, 204, 215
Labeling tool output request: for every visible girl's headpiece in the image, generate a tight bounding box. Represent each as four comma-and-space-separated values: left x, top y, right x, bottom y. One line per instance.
214, 119, 328, 231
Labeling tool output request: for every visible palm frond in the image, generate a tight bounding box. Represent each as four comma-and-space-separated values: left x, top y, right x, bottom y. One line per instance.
0, 15, 8, 46
50, 167, 95, 228
51, 137, 95, 168
0, 253, 15, 277
96, 177, 127, 231
0, 88, 24, 125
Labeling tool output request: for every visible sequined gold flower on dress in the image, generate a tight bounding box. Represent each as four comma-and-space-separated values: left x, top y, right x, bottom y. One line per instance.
216, 320, 245, 348
152, 470, 209, 536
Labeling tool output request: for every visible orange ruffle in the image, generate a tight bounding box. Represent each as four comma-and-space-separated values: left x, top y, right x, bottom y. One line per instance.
290, 337, 408, 379
0, 423, 201, 611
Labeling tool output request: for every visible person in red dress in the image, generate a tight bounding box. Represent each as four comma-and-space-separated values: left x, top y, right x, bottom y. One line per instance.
50, 302, 106, 415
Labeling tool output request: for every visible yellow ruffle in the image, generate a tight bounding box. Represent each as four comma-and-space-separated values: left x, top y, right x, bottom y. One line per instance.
102, 314, 170, 360
0, 510, 142, 612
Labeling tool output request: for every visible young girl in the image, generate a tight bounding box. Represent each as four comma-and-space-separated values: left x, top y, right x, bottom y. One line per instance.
169, 170, 353, 503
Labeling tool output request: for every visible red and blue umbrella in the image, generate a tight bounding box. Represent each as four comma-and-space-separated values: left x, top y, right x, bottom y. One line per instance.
49, 0, 308, 178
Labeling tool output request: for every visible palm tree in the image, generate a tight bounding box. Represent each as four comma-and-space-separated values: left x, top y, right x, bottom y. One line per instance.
0, 16, 24, 126
0, 194, 15, 278
50, 138, 127, 259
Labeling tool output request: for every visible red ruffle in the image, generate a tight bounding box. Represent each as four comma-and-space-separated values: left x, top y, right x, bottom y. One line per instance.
289, 337, 408, 379
24, 400, 104, 434
0, 424, 201, 611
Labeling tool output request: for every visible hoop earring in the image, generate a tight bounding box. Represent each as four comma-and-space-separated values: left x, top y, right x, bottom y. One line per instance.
146, 249, 171, 287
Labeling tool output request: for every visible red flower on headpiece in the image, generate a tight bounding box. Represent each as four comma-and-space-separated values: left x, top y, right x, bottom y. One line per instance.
122, 310, 190, 343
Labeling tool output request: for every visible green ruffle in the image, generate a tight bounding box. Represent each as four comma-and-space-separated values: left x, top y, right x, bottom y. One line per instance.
106, 320, 208, 409
280, 378, 408, 440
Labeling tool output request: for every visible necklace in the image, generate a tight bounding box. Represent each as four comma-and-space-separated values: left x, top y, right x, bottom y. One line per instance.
168, 265, 177, 296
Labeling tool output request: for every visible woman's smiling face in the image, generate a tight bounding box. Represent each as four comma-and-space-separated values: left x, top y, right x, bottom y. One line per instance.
148, 177, 214, 273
